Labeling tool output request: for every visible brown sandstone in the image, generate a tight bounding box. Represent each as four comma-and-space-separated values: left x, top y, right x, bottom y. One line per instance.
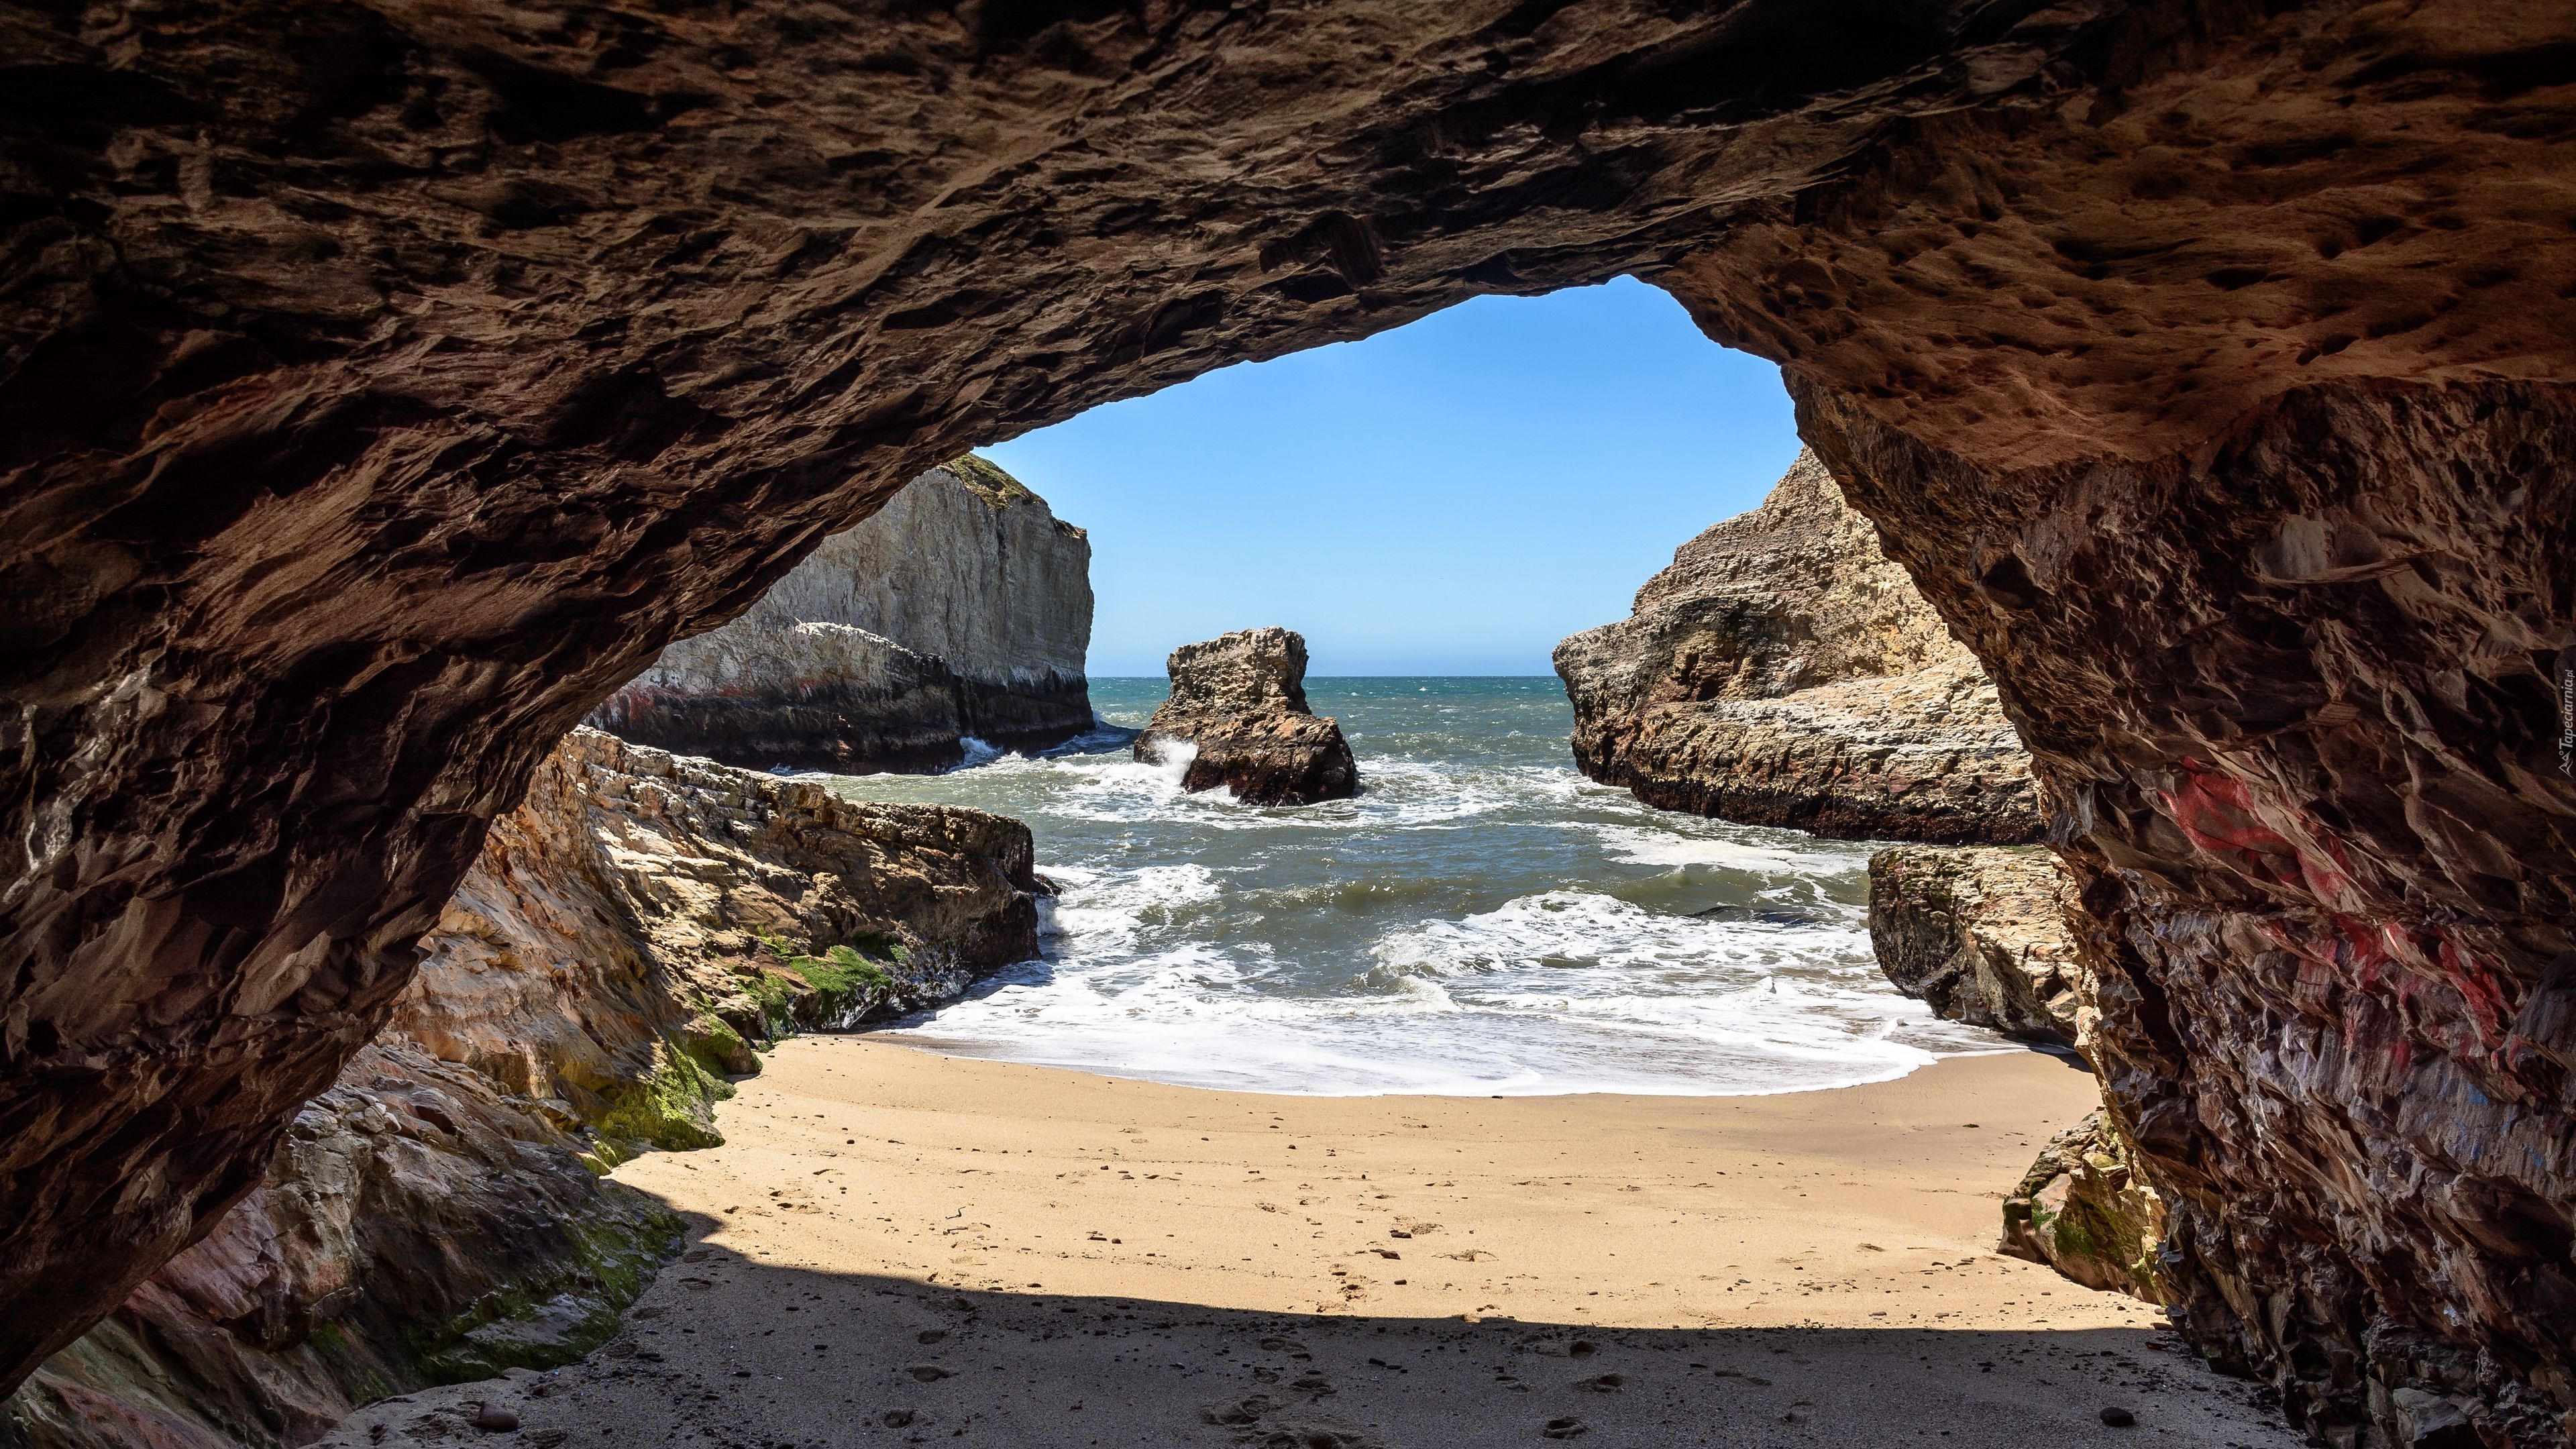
590, 457, 1097, 773
2, 3, 2573, 1444
1136, 628, 1358, 807
1557, 451, 2041, 843
1870, 845, 2091, 1053
2, 729, 1042, 1446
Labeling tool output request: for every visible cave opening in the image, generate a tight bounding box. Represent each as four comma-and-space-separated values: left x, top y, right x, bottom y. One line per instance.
3, 3, 2572, 1446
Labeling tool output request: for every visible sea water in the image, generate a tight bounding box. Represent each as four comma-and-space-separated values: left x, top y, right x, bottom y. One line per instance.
819, 678, 2012, 1097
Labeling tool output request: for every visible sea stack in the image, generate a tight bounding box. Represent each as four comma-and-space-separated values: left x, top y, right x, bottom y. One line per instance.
592, 457, 1095, 772
1553, 449, 2039, 845
1136, 628, 1358, 806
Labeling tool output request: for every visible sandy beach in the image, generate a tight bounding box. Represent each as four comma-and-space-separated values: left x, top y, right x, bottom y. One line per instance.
322, 1040, 2292, 1448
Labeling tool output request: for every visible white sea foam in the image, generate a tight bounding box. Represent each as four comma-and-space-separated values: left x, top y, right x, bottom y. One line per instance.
841, 680, 2033, 1097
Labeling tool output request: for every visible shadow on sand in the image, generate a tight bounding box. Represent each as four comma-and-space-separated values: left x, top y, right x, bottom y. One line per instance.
317, 1210, 2295, 1449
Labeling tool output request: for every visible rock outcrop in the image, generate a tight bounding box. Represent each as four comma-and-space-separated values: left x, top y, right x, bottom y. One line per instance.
1556, 452, 2041, 844
1813, 380, 2576, 1449
5, 3, 2575, 1444
1868, 846, 2090, 1052
1136, 629, 1357, 806
2, 729, 1041, 1447
1866, 842, 2165, 1304
2000, 1111, 2171, 1307
590, 458, 1095, 772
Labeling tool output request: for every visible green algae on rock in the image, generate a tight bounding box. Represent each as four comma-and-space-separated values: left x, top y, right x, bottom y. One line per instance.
2, 729, 1044, 1447
2001, 1111, 2170, 1306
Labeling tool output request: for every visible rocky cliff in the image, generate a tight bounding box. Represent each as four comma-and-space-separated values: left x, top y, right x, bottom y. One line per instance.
1, 729, 1040, 1447
1556, 452, 2041, 844
591, 459, 1095, 772
5, 3, 2573, 1445
1136, 629, 1358, 806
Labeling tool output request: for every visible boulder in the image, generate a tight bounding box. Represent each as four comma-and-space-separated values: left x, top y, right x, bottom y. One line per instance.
1136, 629, 1358, 806
1554, 452, 2040, 845
1866, 841, 2166, 1305
2000, 1112, 2171, 1306
1868, 845, 2092, 1055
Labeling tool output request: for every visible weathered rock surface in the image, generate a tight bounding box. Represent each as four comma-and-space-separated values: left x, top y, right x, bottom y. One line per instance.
2001, 1110, 2171, 1307
1, 728, 1040, 1446
1869, 845, 2090, 1053
1136, 629, 1357, 807
591, 458, 1096, 772
1557, 452, 2041, 843
1866, 841, 2163, 1304
4, 2, 2575, 1443
1814, 382, 2576, 1447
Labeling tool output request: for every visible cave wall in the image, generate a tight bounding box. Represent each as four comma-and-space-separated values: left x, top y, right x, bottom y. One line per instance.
2, 0, 2571, 1438
1805, 378, 2576, 1446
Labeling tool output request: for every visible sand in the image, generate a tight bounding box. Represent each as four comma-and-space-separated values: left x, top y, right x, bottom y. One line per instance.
320, 1040, 2294, 1449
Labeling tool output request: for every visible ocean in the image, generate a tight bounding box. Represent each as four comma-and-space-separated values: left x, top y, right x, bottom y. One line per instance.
820, 677, 2010, 1097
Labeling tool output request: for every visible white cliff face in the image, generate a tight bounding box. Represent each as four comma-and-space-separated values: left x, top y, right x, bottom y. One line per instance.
593, 458, 1095, 771
745, 458, 1093, 692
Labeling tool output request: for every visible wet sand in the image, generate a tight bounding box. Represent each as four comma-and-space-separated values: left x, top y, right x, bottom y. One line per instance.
321, 1040, 2294, 1448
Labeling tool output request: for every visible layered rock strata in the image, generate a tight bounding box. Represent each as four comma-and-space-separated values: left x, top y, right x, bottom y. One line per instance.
1809, 378, 2576, 1448
5, 2, 2575, 1444
590, 458, 1095, 772
2, 729, 1041, 1447
1869, 846, 2090, 1052
1136, 629, 1358, 806
1556, 452, 2041, 844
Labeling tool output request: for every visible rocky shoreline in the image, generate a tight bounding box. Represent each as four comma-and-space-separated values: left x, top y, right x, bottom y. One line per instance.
1555, 452, 2040, 846
3, 731, 1042, 1448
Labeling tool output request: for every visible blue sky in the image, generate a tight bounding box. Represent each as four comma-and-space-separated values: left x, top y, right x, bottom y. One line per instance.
982, 276, 1803, 678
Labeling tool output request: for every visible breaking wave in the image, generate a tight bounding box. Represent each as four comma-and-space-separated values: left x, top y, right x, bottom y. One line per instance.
822, 677, 2017, 1096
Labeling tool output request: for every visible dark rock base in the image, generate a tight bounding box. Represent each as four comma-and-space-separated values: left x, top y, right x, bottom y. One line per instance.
592, 677, 1095, 774
1142, 714, 1358, 808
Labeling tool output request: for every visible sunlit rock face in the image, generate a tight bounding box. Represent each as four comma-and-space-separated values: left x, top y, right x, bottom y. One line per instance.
1137, 627, 1358, 806
590, 458, 1095, 772
1557, 449, 2041, 843
1870, 845, 2086, 1049
1, 0, 2571, 1440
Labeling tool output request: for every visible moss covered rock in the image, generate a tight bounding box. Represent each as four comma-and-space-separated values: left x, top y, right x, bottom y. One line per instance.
2000, 1110, 2168, 1304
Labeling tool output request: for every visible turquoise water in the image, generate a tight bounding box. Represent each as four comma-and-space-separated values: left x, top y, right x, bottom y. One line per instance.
820, 678, 2004, 1096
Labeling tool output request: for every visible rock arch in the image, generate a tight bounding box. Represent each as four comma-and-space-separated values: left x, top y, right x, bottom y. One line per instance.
3, 0, 2571, 1440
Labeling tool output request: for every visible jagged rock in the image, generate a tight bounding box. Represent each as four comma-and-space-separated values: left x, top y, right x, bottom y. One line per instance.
1556, 453, 2040, 844
1137, 629, 1358, 807
2000, 1111, 2170, 1307
1868, 846, 2092, 1055
4, 3, 2575, 1443
407, 726, 1043, 1152
1811, 381, 2576, 1448
591, 458, 1095, 772
1, 1038, 676, 1449
1, 728, 1041, 1446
